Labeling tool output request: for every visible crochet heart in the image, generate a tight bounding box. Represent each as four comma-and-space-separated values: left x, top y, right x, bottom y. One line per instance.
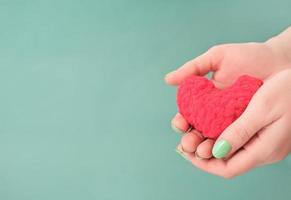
177, 75, 263, 139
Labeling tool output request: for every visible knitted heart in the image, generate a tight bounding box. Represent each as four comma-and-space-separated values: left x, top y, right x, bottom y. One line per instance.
177, 75, 263, 139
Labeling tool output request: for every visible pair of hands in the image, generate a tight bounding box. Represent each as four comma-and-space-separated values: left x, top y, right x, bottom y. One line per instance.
165, 39, 291, 178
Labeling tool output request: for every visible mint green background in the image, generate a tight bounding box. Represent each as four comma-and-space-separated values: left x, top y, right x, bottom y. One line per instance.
0, 1, 291, 200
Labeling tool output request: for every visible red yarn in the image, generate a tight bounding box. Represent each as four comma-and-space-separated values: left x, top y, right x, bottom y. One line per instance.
177, 75, 263, 139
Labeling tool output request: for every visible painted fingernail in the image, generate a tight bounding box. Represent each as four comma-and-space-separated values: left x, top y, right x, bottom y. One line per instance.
171, 123, 184, 134
175, 148, 189, 162
212, 140, 231, 158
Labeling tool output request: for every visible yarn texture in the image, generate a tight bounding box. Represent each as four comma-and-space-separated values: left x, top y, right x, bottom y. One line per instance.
177, 75, 263, 139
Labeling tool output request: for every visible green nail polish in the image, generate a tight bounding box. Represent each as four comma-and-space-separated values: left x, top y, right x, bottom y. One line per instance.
212, 140, 231, 158
175, 149, 189, 162
171, 124, 184, 134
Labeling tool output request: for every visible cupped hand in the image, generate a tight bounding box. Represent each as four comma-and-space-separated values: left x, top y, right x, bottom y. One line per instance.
165, 42, 291, 166
166, 42, 290, 87
177, 69, 291, 178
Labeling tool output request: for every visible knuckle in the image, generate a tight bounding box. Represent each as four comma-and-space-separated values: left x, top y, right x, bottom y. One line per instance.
258, 95, 271, 110
233, 121, 252, 142
207, 45, 225, 66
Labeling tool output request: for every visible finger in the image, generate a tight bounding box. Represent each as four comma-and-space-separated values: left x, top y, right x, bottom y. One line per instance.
184, 145, 258, 178
164, 47, 222, 85
182, 117, 284, 178
222, 147, 259, 178
183, 150, 227, 177
181, 130, 204, 153
171, 113, 190, 134
196, 139, 215, 159
212, 89, 275, 159
186, 114, 285, 178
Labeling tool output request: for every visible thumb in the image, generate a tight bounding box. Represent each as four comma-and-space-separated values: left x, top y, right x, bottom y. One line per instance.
212, 93, 273, 159
164, 46, 222, 85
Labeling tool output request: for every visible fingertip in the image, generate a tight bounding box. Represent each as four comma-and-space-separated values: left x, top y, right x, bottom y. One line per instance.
181, 130, 204, 153
165, 66, 192, 86
164, 70, 178, 85
171, 113, 190, 133
212, 139, 232, 159
196, 139, 215, 159
171, 123, 184, 134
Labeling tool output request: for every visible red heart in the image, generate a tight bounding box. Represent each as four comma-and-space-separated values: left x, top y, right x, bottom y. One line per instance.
177, 75, 263, 139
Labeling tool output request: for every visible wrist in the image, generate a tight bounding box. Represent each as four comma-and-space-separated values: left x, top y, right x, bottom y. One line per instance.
265, 27, 291, 68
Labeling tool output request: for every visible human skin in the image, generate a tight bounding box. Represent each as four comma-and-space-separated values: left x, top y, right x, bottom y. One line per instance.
165, 27, 291, 178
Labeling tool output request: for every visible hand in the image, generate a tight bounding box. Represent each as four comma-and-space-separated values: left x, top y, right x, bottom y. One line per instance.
177, 69, 291, 178
165, 27, 291, 177
166, 42, 291, 160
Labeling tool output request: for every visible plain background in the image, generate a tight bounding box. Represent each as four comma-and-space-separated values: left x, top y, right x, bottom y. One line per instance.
0, 1, 291, 200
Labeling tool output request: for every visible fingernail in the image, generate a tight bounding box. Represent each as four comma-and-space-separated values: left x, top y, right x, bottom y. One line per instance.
194, 151, 204, 160
212, 140, 231, 159
171, 123, 184, 134
175, 149, 189, 162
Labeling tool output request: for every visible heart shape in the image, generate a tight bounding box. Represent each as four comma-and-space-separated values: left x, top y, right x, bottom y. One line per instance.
177, 75, 263, 139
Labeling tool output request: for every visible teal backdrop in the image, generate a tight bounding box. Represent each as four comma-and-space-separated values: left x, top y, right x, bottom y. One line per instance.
0, 1, 291, 200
